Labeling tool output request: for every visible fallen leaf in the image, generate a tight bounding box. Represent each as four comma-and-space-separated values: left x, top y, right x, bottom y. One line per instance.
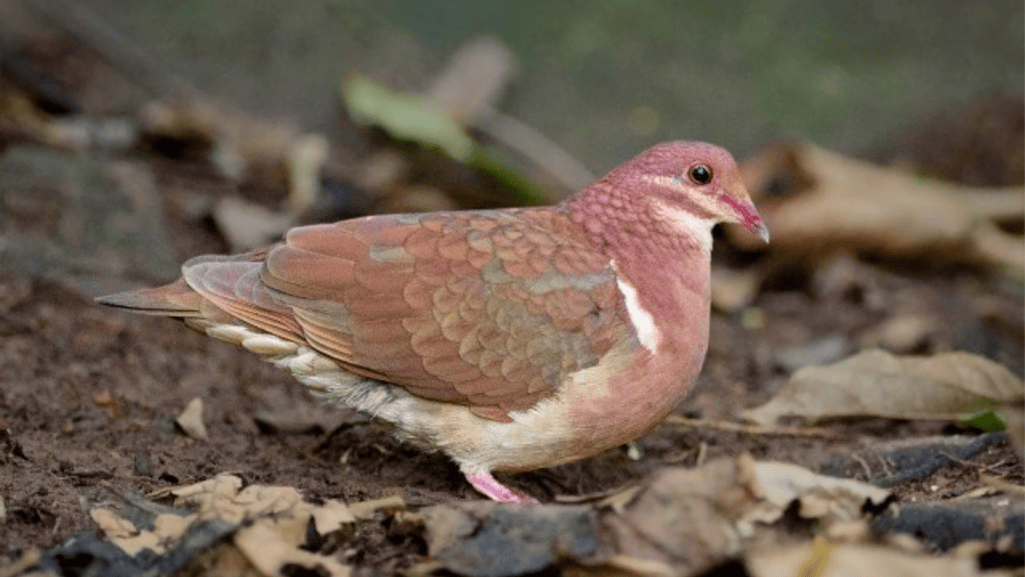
340, 76, 548, 206
89, 508, 194, 556
235, 521, 350, 577
175, 397, 208, 440
312, 499, 357, 535
342, 75, 474, 159
87, 475, 356, 576
745, 458, 890, 525
727, 142, 1025, 275
745, 541, 996, 577
743, 349, 1024, 426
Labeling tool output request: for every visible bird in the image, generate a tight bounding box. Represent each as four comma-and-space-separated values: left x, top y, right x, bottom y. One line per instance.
97, 141, 769, 502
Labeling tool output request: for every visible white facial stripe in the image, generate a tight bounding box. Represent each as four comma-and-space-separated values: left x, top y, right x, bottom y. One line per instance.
612, 260, 661, 352
651, 199, 715, 255
638, 174, 717, 255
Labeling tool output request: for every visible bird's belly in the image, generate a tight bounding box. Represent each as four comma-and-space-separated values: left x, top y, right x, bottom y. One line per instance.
199, 321, 684, 475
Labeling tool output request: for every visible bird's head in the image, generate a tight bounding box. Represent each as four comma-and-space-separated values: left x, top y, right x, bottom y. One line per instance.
600, 141, 770, 244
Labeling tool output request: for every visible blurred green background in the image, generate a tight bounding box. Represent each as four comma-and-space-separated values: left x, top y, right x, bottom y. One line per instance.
73, 0, 1023, 171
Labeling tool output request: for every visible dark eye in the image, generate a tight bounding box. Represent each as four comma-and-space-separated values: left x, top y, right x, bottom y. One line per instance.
688, 164, 713, 185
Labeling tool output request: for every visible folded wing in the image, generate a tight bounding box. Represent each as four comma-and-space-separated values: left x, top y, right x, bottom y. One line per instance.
178, 209, 628, 419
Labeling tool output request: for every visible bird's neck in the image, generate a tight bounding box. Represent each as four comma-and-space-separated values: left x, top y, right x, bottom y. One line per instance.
564, 182, 714, 351
565, 181, 714, 288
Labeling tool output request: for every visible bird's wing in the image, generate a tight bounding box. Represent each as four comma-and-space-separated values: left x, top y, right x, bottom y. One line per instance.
181, 209, 630, 419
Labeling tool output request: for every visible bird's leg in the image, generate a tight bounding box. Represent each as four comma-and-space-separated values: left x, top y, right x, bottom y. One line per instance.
465, 471, 539, 503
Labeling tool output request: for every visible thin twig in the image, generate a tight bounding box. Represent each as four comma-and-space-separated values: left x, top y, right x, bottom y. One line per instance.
478, 108, 596, 193
695, 441, 708, 467
662, 415, 839, 438
851, 453, 873, 479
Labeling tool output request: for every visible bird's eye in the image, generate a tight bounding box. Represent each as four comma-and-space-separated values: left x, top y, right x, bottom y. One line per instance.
688, 164, 713, 185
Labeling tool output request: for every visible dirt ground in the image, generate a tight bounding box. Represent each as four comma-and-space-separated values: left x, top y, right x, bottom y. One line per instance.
0, 27, 1023, 577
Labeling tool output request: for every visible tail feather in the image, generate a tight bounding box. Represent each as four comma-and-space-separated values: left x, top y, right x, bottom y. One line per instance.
95, 277, 204, 317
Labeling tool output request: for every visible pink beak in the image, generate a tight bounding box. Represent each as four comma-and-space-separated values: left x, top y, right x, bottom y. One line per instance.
720, 193, 770, 243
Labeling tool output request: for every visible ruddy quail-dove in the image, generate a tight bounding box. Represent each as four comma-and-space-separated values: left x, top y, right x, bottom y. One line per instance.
98, 142, 769, 502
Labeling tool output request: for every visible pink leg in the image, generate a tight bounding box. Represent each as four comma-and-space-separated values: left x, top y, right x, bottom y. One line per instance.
465, 471, 539, 503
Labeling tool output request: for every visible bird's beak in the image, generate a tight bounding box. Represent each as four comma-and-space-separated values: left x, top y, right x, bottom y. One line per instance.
720, 193, 770, 243
750, 219, 770, 243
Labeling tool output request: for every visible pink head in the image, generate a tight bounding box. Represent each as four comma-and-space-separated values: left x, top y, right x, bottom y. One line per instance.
599, 141, 770, 242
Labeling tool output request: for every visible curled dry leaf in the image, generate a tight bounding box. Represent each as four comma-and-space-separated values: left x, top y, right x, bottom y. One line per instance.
175, 396, 208, 440
727, 142, 1024, 275
742, 349, 1024, 426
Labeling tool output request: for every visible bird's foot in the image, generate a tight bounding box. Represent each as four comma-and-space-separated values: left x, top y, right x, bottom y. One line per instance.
466, 471, 539, 503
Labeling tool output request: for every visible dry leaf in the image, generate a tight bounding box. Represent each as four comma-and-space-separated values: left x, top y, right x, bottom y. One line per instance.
93, 475, 358, 575
745, 459, 890, 526
176, 397, 208, 440
728, 142, 1024, 275
235, 521, 350, 577
745, 541, 1006, 577
312, 499, 357, 535
743, 349, 1024, 426
89, 508, 193, 556
599, 456, 889, 576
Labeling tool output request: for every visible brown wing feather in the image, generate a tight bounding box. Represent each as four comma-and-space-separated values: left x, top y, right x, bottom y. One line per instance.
178, 209, 630, 417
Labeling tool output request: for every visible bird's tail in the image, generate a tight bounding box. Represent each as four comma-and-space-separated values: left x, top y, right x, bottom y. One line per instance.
95, 277, 204, 317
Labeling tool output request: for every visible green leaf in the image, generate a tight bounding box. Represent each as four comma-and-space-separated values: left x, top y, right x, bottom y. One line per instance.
959, 407, 1007, 432
340, 75, 549, 205
341, 75, 474, 159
